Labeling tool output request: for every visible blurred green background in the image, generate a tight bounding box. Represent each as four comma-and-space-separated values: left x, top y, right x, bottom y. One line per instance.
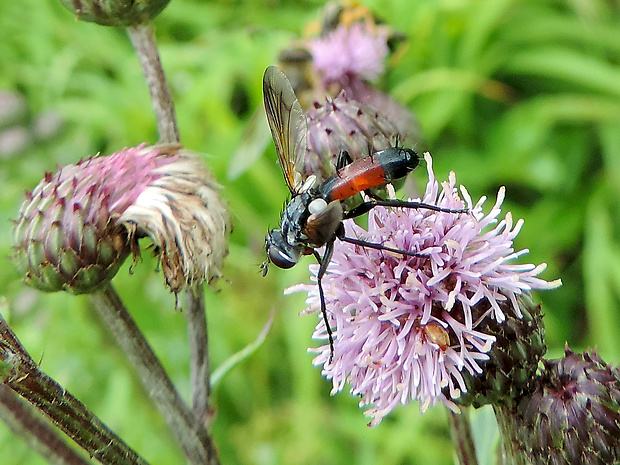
1, 0, 620, 463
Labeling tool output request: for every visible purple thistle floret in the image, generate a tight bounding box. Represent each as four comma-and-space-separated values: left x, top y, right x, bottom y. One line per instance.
308, 22, 389, 85
287, 154, 561, 426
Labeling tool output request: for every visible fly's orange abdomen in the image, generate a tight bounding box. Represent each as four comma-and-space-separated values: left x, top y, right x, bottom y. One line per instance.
328, 164, 388, 201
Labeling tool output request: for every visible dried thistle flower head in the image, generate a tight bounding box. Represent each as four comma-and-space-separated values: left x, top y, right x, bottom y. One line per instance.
287, 153, 561, 425
12, 144, 229, 295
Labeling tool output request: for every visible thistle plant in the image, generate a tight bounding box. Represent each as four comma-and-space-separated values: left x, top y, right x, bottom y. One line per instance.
303, 4, 420, 145
3, 1, 620, 465
3, 0, 229, 464
288, 154, 561, 426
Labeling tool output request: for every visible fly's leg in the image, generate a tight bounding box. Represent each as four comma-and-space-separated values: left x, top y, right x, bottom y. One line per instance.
335, 149, 354, 173
338, 235, 425, 258
344, 198, 468, 220
339, 197, 465, 259
313, 241, 336, 362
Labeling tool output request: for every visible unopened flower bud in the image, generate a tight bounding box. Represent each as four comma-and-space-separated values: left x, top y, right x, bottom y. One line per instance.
59, 0, 171, 27
502, 348, 620, 464
451, 293, 546, 408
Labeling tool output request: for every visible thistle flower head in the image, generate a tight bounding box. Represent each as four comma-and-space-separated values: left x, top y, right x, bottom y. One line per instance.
301, 12, 421, 164
12, 144, 229, 295
287, 153, 560, 425
304, 93, 401, 180
308, 21, 389, 85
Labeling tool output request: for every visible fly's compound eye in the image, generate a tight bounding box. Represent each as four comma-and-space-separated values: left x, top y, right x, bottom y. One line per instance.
266, 229, 299, 269
268, 245, 297, 269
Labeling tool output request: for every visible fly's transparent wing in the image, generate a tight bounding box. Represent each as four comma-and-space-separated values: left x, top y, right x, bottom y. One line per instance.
263, 66, 308, 194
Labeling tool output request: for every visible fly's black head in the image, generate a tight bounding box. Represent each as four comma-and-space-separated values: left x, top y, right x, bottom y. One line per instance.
400, 147, 419, 172
265, 228, 302, 272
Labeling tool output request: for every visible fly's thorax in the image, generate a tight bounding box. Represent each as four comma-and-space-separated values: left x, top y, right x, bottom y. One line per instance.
266, 191, 316, 269
376, 146, 420, 182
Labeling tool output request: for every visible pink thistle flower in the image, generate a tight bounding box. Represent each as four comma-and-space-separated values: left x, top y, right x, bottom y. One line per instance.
287, 154, 561, 426
12, 144, 229, 295
308, 22, 389, 85
304, 19, 421, 156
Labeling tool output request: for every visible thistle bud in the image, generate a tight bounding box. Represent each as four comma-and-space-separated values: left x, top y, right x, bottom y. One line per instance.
11, 144, 229, 295
451, 293, 546, 408
504, 348, 620, 464
12, 161, 132, 294
59, 0, 171, 27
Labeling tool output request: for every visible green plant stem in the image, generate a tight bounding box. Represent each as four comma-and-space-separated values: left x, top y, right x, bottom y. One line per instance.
127, 23, 180, 144
91, 286, 220, 465
493, 404, 528, 465
185, 286, 212, 427
0, 385, 91, 465
446, 408, 478, 465
0, 314, 148, 465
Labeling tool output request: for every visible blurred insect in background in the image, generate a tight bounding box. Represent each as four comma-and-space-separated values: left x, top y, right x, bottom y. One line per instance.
262, 66, 466, 358
228, 1, 417, 181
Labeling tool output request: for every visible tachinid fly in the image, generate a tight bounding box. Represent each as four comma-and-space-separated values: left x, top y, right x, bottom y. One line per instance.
262, 65, 466, 359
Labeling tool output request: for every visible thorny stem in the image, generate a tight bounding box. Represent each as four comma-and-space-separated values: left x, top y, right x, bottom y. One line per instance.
186, 287, 212, 427
0, 385, 91, 465
0, 314, 148, 465
127, 23, 180, 144
446, 408, 478, 465
91, 286, 220, 465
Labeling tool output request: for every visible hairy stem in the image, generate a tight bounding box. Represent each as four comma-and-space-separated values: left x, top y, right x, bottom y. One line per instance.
446, 408, 478, 465
91, 286, 220, 465
0, 314, 148, 465
185, 286, 212, 427
493, 404, 528, 465
127, 23, 180, 144
0, 385, 91, 465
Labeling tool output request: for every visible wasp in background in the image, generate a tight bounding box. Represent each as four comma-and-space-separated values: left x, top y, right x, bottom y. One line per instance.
262, 66, 466, 359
